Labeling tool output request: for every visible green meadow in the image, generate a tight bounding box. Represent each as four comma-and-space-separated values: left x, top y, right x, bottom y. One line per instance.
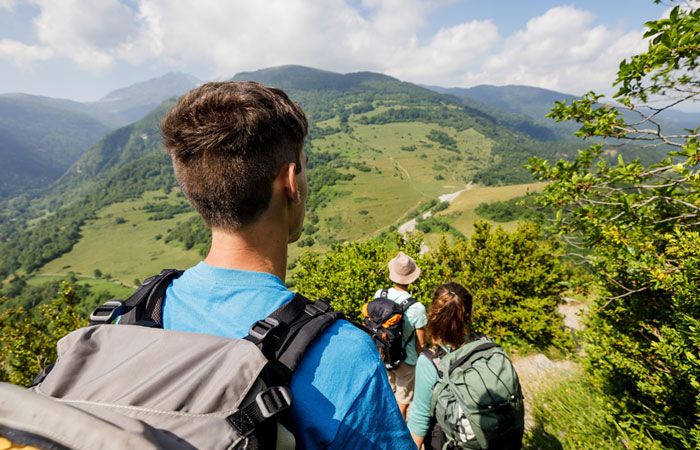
37, 190, 200, 287
306, 120, 493, 244
439, 182, 546, 234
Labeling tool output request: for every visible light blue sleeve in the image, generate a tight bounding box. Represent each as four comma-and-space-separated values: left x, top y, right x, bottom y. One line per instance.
329, 363, 416, 450
407, 354, 438, 437
407, 301, 427, 329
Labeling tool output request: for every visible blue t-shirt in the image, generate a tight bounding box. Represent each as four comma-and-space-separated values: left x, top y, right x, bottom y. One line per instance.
162, 262, 414, 449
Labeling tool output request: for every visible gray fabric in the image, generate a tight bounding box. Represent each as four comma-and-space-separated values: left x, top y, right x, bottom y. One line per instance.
1, 325, 274, 449
0, 382, 192, 450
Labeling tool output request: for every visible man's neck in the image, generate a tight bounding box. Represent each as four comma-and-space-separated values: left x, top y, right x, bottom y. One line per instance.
393, 284, 409, 292
204, 224, 289, 282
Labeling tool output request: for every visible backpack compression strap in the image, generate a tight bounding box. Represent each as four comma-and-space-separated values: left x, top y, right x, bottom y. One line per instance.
448, 341, 498, 373
398, 296, 419, 349
421, 347, 447, 377
89, 269, 183, 326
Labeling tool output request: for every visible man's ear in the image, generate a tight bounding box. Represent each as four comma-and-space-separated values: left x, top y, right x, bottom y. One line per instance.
280, 162, 300, 203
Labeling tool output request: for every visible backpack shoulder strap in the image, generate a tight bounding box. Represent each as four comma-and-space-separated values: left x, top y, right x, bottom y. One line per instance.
245, 293, 343, 384
400, 296, 418, 311
378, 289, 389, 299
89, 269, 183, 327
421, 347, 446, 377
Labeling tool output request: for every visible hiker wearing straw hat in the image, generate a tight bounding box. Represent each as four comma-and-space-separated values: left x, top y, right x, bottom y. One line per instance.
370, 251, 427, 418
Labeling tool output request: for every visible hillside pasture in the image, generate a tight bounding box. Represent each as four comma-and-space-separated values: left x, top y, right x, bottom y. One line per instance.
36, 190, 200, 286
306, 120, 493, 245
435, 182, 545, 235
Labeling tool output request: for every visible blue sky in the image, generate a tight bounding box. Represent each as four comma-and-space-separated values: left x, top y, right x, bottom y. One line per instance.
0, 1, 671, 102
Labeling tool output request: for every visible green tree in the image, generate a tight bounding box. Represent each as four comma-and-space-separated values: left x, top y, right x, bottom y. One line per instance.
0, 282, 87, 386
528, 4, 700, 447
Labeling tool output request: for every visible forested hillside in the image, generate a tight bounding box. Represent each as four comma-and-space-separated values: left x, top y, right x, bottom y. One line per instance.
0, 95, 110, 198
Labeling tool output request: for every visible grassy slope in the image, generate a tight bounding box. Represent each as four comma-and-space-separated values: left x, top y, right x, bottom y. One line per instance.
38, 190, 200, 286
302, 118, 493, 244
440, 183, 546, 234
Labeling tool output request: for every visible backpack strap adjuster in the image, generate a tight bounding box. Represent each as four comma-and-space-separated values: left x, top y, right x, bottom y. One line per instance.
247, 317, 282, 344
89, 300, 125, 325
304, 300, 331, 316
256, 386, 292, 419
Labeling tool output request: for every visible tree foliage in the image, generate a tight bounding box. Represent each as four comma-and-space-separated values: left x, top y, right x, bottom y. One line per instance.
0, 282, 87, 386
292, 223, 572, 352
528, 4, 700, 447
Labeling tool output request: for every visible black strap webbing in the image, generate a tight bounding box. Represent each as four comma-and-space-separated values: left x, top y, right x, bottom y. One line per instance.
401, 296, 418, 311
421, 347, 447, 377
89, 269, 183, 327
448, 341, 498, 374
229, 295, 341, 435
119, 269, 183, 326
244, 293, 342, 383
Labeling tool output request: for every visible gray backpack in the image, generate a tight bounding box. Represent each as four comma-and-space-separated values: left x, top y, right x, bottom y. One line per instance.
427, 338, 524, 450
0, 269, 341, 449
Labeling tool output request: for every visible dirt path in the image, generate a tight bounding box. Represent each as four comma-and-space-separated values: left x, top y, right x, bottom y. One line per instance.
398, 185, 471, 235
512, 297, 587, 430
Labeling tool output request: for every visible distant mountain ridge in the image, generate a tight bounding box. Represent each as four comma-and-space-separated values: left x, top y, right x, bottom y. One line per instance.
90, 72, 201, 126
233, 65, 400, 91
0, 73, 200, 198
425, 83, 700, 136
427, 84, 579, 122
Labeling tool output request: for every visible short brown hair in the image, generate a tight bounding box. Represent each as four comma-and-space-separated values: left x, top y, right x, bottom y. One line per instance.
161, 81, 308, 230
427, 282, 473, 349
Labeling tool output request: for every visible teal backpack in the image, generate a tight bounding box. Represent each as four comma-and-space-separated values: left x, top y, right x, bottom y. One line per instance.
428, 337, 525, 450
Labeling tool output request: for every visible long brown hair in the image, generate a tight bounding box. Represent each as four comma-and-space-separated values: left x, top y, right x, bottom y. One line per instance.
427, 282, 473, 349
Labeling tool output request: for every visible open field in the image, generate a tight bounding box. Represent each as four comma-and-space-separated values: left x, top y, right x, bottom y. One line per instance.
27, 274, 134, 298
438, 182, 546, 234
36, 190, 200, 286
307, 120, 493, 245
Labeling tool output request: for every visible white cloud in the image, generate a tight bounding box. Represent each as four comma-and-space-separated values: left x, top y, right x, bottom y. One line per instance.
0, 39, 53, 66
464, 6, 647, 94
0, 0, 17, 10
0, 1, 650, 95
117, 0, 499, 85
28, 0, 138, 69
384, 20, 501, 84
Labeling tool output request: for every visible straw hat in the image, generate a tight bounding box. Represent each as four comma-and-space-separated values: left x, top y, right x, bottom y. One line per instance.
388, 251, 421, 285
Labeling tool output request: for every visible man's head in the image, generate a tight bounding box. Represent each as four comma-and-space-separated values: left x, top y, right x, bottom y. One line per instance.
161, 81, 308, 238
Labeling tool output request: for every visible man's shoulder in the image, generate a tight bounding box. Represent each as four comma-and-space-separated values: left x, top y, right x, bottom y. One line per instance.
314, 318, 379, 362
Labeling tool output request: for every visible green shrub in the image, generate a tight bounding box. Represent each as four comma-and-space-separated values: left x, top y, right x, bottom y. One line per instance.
293, 223, 572, 352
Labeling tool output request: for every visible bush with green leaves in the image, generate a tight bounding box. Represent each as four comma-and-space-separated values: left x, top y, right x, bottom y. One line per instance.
292, 222, 572, 352
0, 282, 87, 386
528, 3, 700, 447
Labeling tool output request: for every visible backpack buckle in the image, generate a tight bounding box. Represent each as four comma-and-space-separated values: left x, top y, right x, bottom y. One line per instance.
256, 386, 292, 418
247, 317, 281, 344
89, 300, 125, 325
